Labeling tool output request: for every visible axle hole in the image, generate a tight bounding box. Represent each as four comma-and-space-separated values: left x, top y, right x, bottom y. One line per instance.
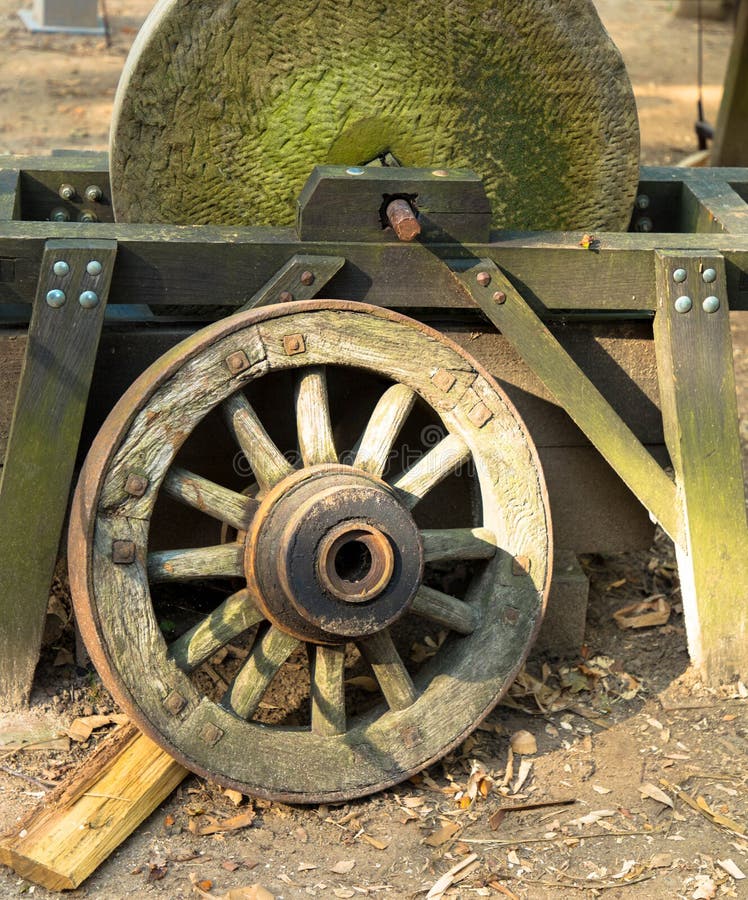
334, 540, 373, 584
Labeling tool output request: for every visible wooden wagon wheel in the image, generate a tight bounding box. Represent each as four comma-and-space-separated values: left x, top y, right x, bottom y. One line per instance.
69, 301, 551, 802
110, 0, 639, 232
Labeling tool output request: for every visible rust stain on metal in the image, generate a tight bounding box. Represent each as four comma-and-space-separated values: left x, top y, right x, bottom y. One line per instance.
278, 291, 294, 303
431, 368, 457, 393
283, 333, 306, 356
468, 401, 493, 428
112, 540, 136, 565
163, 690, 187, 715
200, 722, 224, 746
124, 473, 148, 497
225, 349, 250, 374
386, 198, 421, 242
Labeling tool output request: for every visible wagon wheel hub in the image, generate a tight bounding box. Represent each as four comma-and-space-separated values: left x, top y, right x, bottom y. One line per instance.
246, 465, 423, 641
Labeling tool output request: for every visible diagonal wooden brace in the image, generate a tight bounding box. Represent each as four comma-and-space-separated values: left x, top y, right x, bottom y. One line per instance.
0, 239, 116, 708
237, 254, 345, 312
449, 258, 684, 545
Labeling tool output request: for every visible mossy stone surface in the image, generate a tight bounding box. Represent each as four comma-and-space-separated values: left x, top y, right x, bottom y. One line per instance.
110, 0, 640, 231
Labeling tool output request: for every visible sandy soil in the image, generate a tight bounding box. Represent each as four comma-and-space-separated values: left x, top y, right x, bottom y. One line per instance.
0, 2, 746, 900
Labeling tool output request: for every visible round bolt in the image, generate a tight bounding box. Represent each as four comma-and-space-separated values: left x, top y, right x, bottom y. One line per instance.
58, 183, 75, 201
432, 169, 449, 177
346, 166, 365, 175
84, 184, 102, 202
476, 271, 491, 287
50, 207, 70, 222
78, 211, 98, 223
300, 270, 315, 286
52, 260, 70, 277
46, 289, 66, 309
672, 268, 687, 284
674, 295, 693, 314
702, 267, 717, 284
86, 260, 103, 276
702, 295, 720, 313
79, 290, 99, 309
493, 290, 506, 304
278, 291, 294, 303
635, 216, 653, 233
635, 194, 650, 210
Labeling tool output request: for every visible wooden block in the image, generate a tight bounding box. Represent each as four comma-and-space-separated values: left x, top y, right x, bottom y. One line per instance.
0, 723, 188, 891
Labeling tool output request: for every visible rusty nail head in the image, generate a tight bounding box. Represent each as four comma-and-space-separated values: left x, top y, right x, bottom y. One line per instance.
476, 271, 491, 287
512, 555, 531, 576
163, 690, 187, 715
300, 270, 315, 286
468, 401, 492, 428
125, 473, 148, 497
431, 368, 456, 393
493, 290, 506, 304
278, 291, 294, 303
200, 722, 224, 746
503, 606, 520, 625
112, 540, 136, 564
283, 333, 306, 356
401, 725, 422, 749
225, 350, 250, 374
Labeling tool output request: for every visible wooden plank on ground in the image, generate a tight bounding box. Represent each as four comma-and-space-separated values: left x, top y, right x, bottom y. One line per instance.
0, 239, 116, 709
0, 723, 188, 890
654, 251, 748, 684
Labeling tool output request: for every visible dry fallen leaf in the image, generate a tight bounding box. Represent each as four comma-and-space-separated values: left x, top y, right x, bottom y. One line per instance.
649, 852, 673, 869
512, 758, 533, 794
568, 809, 616, 826
224, 789, 244, 806
640, 782, 674, 808
196, 809, 256, 835
426, 853, 479, 900
361, 834, 389, 850
424, 821, 461, 847
509, 730, 537, 755
613, 597, 670, 630
66, 715, 120, 742
330, 859, 356, 875
717, 858, 745, 879
691, 875, 717, 899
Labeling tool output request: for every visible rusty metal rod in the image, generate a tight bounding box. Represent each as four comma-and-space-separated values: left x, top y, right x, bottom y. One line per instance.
386, 199, 421, 242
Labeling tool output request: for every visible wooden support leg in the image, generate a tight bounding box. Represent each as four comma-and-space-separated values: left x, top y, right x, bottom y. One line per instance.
0, 239, 116, 708
654, 251, 748, 683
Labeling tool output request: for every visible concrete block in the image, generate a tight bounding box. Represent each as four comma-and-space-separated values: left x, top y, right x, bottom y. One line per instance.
19, 0, 104, 34
533, 551, 589, 659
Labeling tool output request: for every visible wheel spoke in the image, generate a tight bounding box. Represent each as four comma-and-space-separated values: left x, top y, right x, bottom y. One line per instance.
295, 366, 337, 466
223, 392, 293, 492
222, 626, 299, 719
358, 630, 417, 711
410, 585, 478, 635
390, 433, 470, 510
168, 589, 264, 672
147, 543, 244, 582
354, 384, 415, 476
310, 644, 347, 736
421, 527, 496, 563
162, 466, 259, 532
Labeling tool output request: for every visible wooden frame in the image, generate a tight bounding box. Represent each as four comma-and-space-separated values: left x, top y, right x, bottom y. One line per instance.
0, 155, 745, 703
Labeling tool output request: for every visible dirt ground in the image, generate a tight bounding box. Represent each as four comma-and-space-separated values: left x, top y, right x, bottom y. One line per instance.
0, 1, 747, 899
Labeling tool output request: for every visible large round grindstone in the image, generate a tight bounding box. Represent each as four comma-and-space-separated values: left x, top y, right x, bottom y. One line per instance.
110, 0, 640, 232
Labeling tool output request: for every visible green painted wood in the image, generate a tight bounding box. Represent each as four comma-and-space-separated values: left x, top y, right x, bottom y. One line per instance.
0, 239, 116, 709
4, 222, 748, 311
654, 251, 748, 684
712, 0, 748, 167
451, 259, 684, 545
0, 169, 20, 221
110, 0, 638, 233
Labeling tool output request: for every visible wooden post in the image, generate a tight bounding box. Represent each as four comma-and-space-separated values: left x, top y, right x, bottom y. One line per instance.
654, 250, 748, 682
712, 0, 748, 166
0, 239, 116, 708
0, 167, 19, 221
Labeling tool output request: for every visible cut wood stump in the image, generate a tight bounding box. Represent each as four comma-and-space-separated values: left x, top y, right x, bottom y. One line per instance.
0, 723, 188, 891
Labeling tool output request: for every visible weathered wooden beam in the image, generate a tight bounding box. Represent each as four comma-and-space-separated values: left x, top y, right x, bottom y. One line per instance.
0, 723, 188, 891
712, 0, 748, 167
237, 253, 345, 311
654, 251, 748, 683
680, 176, 748, 234
450, 259, 684, 545
0, 168, 20, 221
0, 239, 116, 708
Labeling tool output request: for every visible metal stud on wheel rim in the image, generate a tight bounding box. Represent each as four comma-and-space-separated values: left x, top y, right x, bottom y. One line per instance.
69, 300, 551, 802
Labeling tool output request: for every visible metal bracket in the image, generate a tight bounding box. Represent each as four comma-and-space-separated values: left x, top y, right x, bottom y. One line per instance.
236, 254, 345, 313
0, 238, 116, 708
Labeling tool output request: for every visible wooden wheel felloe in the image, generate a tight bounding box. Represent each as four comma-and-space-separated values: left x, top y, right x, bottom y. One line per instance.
69, 301, 551, 802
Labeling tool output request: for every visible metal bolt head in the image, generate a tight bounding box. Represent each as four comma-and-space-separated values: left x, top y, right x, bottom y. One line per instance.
346, 166, 365, 175
468, 401, 492, 428
84, 185, 103, 202
300, 270, 315, 286
50, 207, 70, 223
225, 350, 250, 374
283, 333, 306, 356
432, 169, 449, 177
702, 295, 720, 313
674, 295, 693, 314
702, 267, 717, 284
78, 211, 98, 223
278, 291, 294, 303
124, 473, 149, 497
112, 540, 136, 564
200, 722, 224, 746
86, 260, 103, 276
502, 606, 520, 625
493, 290, 506, 304
476, 271, 491, 287
431, 368, 456, 393
635, 194, 650, 210
163, 690, 187, 716
672, 268, 688, 284
79, 290, 99, 309
46, 289, 66, 308
53, 260, 70, 277
58, 183, 75, 201
635, 216, 653, 233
